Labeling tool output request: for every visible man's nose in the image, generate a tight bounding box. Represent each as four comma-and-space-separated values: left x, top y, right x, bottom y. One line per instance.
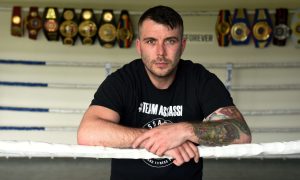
156, 42, 166, 56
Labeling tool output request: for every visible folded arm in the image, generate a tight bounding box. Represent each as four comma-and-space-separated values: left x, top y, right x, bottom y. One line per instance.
77, 105, 199, 165
132, 106, 252, 155
77, 105, 146, 148
78, 105, 251, 166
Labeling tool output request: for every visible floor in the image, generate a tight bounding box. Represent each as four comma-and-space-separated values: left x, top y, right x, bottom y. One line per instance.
0, 158, 299, 180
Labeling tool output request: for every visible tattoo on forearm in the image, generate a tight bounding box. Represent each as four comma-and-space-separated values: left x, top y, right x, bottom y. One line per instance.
193, 106, 251, 146
192, 120, 237, 146
206, 106, 242, 121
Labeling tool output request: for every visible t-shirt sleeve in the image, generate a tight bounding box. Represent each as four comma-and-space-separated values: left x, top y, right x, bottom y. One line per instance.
91, 74, 125, 116
198, 70, 234, 118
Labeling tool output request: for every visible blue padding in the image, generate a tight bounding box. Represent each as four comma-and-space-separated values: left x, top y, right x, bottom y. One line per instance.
0, 106, 49, 112
0, 126, 45, 131
0, 81, 48, 87
0, 59, 46, 65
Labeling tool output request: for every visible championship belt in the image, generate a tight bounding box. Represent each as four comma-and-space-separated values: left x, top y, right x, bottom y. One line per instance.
215, 10, 231, 47
59, 8, 79, 45
26, 7, 43, 40
273, 8, 291, 46
117, 10, 134, 48
252, 9, 273, 48
98, 9, 117, 48
43, 7, 60, 41
291, 9, 300, 48
231, 9, 251, 45
78, 9, 98, 45
11, 6, 23, 37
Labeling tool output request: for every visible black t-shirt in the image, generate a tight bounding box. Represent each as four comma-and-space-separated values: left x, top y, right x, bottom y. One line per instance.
91, 59, 234, 180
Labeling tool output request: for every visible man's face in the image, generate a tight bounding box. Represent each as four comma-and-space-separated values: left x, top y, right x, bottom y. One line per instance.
136, 19, 186, 79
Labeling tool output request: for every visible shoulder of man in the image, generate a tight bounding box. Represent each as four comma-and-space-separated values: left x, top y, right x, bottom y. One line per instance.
106, 59, 143, 83
113, 59, 142, 74
178, 59, 211, 76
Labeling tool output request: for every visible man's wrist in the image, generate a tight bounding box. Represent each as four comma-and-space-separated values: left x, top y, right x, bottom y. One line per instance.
180, 122, 199, 144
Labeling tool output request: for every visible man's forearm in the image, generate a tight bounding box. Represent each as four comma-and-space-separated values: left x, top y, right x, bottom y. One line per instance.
189, 106, 252, 146
78, 117, 146, 148
191, 119, 251, 146
99, 121, 147, 148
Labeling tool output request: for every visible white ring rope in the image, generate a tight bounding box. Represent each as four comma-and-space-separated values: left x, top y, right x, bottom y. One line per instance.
0, 140, 299, 159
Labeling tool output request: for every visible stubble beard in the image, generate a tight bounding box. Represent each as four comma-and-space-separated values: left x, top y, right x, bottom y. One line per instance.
144, 56, 178, 80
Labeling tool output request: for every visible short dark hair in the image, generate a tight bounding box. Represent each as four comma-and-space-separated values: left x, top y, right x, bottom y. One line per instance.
138, 5, 184, 37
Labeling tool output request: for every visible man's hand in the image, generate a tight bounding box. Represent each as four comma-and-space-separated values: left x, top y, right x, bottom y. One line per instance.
132, 122, 195, 156
165, 141, 200, 166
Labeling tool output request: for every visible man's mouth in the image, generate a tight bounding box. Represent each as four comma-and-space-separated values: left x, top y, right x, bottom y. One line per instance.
155, 62, 168, 68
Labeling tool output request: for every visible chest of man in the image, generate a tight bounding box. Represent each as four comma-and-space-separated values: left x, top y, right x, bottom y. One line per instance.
121, 79, 204, 128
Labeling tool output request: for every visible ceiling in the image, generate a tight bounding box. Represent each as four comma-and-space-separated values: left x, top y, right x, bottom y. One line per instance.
0, 0, 299, 12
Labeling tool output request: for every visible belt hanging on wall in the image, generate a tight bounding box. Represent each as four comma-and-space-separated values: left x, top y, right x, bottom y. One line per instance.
116, 10, 134, 48
78, 9, 98, 45
43, 7, 60, 41
252, 8, 273, 48
59, 8, 79, 45
273, 8, 291, 46
291, 8, 300, 48
26, 7, 43, 40
98, 9, 117, 48
231, 8, 251, 45
215, 9, 232, 47
11, 6, 23, 37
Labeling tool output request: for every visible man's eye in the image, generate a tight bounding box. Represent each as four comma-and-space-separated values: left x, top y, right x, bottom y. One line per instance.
146, 39, 155, 44
166, 39, 177, 45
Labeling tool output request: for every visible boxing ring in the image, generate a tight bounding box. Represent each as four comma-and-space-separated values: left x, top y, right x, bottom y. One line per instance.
0, 140, 300, 159
1, 59, 300, 160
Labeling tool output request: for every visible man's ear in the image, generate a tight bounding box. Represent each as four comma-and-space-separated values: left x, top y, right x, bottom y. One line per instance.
181, 38, 187, 54
135, 38, 141, 55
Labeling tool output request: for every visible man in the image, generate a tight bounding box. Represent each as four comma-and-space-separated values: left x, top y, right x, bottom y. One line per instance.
77, 5, 251, 180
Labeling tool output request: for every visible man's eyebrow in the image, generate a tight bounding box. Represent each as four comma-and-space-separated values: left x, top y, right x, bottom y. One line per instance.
142, 37, 156, 41
165, 36, 179, 41
143, 36, 178, 41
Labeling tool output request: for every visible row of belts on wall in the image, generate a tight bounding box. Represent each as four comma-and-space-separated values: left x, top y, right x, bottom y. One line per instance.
11, 7, 133, 48
216, 8, 300, 48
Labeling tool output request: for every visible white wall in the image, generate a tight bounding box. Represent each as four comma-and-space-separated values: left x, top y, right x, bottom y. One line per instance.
0, 2, 300, 145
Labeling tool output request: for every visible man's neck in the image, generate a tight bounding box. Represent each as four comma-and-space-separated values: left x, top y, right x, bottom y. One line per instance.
151, 77, 174, 89
146, 69, 177, 90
